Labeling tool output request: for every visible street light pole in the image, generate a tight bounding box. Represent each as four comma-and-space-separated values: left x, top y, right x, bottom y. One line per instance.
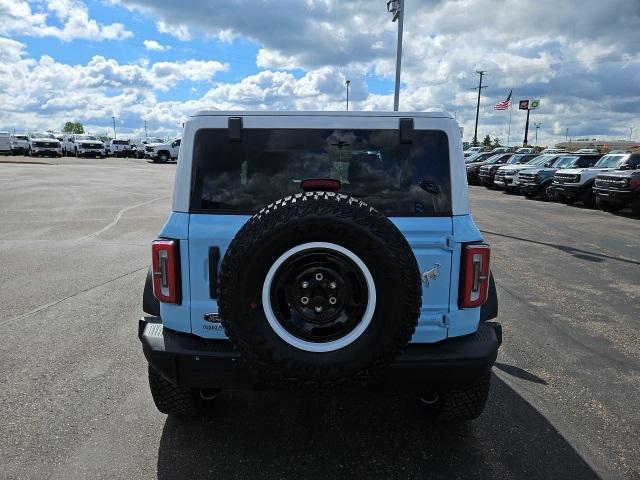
112, 116, 116, 139
472, 70, 487, 147
630, 127, 634, 141
387, 0, 404, 111
534, 122, 542, 146
346, 79, 351, 111
565, 127, 569, 142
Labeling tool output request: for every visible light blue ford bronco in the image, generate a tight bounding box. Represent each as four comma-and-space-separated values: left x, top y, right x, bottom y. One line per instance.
139, 111, 501, 421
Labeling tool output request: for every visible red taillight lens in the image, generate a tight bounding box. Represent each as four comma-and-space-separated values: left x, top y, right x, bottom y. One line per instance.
459, 244, 491, 309
151, 239, 181, 304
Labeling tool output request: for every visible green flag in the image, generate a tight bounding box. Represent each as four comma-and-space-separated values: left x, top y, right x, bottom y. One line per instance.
530, 99, 541, 109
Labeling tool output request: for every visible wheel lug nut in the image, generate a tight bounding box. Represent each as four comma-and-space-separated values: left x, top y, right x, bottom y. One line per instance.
315, 273, 323, 281
301, 281, 309, 289
329, 297, 337, 305
329, 282, 337, 290
314, 306, 323, 313
301, 296, 309, 305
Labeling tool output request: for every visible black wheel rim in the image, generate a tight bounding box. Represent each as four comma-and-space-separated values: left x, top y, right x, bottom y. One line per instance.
269, 248, 368, 343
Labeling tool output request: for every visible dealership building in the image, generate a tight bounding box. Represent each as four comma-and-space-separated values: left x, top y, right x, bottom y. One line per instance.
555, 139, 638, 151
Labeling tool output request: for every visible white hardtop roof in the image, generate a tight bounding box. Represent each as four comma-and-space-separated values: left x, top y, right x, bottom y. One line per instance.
191, 110, 453, 119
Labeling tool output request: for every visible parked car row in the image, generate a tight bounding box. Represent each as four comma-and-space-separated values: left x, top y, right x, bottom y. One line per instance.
4, 133, 181, 163
466, 150, 640, 216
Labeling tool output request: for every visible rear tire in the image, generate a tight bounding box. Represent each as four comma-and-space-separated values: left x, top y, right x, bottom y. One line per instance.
421, 374, 491, 421
148, 365, 213, 416
159, 152, 169, 163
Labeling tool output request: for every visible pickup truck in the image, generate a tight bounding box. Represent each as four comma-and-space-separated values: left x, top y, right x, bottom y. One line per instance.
109, 139, 136, 157
10, 134, 30, 155
139, 111, 501, 421
145, 138, 181, 162
27, 132, 62, 157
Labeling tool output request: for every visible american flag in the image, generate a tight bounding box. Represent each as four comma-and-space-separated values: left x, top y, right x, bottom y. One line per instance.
494, 90, 512, 110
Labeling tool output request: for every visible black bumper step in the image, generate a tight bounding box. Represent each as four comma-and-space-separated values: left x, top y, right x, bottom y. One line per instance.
140, 317, 502, 391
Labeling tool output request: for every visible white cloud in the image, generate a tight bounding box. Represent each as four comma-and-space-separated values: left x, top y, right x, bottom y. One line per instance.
156, 19, 191, 41
0, 0, 132, 41
143, 39, 170, 51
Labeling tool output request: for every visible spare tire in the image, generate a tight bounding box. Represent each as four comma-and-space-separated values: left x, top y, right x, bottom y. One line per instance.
218, 192, 421, 385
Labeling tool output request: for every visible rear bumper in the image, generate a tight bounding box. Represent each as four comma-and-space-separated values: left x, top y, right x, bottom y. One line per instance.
139, 317, 502, 391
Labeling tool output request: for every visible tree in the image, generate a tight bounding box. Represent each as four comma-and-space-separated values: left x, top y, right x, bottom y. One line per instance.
482, 135, 492, 147
492, 137, 502, 148
63, 121, 84, 134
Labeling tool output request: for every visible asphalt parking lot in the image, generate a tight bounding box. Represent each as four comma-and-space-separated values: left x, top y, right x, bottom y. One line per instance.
0, 156, 638, 480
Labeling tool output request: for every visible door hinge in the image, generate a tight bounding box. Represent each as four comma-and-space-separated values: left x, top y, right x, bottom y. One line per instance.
445, 236, 455, 251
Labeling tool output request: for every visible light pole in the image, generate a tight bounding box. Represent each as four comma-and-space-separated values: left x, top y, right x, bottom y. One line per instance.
472, 70, 487, 146
534, 122, 542, 146
112, 116, 116, 139
630, 127, 634, 141
345, 79, 351, 111
387, 0, 404, 111
144, 119, 148, 139
565, 127, 569, 142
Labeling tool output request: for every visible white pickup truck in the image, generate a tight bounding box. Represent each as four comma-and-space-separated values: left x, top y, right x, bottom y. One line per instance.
28, 132, 62, 157
109, 139, 136, 157
145, 138, 181, 163
10, 134, 30, 155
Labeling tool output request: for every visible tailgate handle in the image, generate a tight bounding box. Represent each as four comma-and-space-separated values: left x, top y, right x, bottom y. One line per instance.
209, 247, 220, 299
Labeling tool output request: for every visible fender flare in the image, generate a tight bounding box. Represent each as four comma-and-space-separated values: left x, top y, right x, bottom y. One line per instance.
143, 266, 160, 316
480, 271, 498, 322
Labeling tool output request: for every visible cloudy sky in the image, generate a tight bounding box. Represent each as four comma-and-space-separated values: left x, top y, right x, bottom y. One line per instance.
0, 0, 638, 145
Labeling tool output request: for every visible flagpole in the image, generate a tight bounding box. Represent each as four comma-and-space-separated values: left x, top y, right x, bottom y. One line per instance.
507, 88, 513, 147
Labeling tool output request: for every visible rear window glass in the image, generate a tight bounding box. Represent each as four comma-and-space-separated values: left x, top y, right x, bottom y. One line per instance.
191, 128, 452, 216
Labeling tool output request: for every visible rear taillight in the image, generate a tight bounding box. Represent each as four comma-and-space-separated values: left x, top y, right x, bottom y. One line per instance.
152, 239, 181, 304
459, 244, 491, 309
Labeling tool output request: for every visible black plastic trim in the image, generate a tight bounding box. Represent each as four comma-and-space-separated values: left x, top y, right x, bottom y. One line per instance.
399, 118, 414, 144
139, 317, 502, 391
142, 266, 160, 316
228, 117, 243, 142
480, 271, 498, 322
209, 247, 220, 299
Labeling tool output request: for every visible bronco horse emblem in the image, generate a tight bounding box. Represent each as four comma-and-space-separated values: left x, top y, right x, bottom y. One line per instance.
421, 263, 441, 287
